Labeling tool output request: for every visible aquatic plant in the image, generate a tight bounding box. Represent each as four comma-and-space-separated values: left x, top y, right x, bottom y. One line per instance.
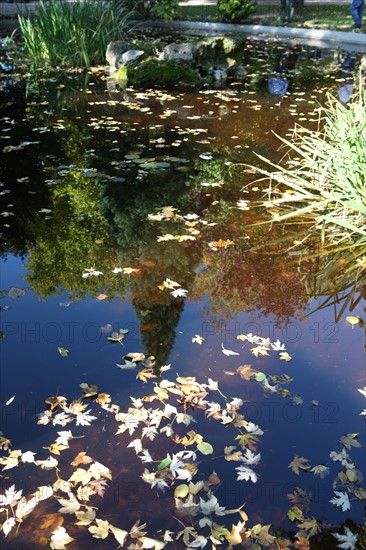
18, 0, 131, 67
245, 87, 366, 315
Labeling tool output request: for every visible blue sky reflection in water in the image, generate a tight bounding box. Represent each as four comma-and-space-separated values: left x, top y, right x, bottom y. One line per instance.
0, 37, 365, 548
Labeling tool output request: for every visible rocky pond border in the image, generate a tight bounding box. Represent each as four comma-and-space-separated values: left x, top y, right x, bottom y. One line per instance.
136, 19, 366, 53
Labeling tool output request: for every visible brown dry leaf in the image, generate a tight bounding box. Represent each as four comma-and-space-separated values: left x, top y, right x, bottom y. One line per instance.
71, 452, 93, 467
297, 518, 321, 537
223, 370, 236, 376
211, 239, 234, 248
354, 487, 366, 500
0, 437, 11, 451
288, 456, 311, 475
225, 521, 245, 545
294, 537, 310, 550
136, 369, 157, 383
224, 446, 243, 461
236, 365, 256, 380
88, 478, 109, 497
45, 396, 67, 411
95, 393, 111, 406
68, 400, 89, 415
208, 471, 221, 485
339, 433, 361, 449
49, 442, 69, 455
249, 524, 275, 546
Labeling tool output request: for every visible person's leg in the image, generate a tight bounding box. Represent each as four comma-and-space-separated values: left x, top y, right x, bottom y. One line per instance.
350, 0, 364, 27
287, 0, 295, 23
280, 0, 287, 22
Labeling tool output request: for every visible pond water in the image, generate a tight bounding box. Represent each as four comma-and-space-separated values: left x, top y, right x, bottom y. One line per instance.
0, 38, 365, 549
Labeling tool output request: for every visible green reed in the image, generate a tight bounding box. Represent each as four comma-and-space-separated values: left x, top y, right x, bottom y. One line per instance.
19, 0, 131, 67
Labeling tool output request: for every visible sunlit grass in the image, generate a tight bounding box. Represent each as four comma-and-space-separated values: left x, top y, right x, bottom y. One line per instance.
18, 0, 131, 67
177, 3, 354, 28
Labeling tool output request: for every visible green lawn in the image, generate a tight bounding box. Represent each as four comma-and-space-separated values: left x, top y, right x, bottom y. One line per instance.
176, 4, 355, 30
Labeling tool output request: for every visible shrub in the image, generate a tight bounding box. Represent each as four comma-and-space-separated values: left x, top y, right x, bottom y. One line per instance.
18, 0, 131, 67
217, 0, 257, 23
115, 0, 178, 20
150, 0, 179, 21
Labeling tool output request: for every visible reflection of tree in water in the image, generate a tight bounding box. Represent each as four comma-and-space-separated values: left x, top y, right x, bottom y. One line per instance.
0, 81, 52, 258
1, 70, 346, 361
190, 202, 308, 326
99, 164, 204, 363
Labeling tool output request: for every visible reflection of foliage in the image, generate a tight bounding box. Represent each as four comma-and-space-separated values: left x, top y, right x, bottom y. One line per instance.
192, 240, 307, 326
24, 170, 113, 299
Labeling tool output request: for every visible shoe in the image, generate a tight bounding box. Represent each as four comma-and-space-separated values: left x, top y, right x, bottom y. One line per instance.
351, 23, 361, 29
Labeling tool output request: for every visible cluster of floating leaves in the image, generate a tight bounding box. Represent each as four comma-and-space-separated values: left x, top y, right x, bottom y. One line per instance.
1, 334, 365, 549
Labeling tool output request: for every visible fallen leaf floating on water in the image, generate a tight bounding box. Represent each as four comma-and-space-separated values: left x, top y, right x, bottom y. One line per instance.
288, 455, 311, 475
192, 335, 205, 344
330, 491, 351, 512
96, 293, 108, 301
81, 267, 103, 278
346, 316, 361, 327
0, 484, 23, 505
80, 382, 99, 398
71, 451, 93, 467
50, 526, 75, 549
112, 266, 141, 275
0, 450, 21, 471
58, 347, 69, 358
75, 507, 96, 526
95, 393, 111, 406
333, 526, 359, 549
171, 288, 188, 298
158, 278, 181, 291
117, 352, 145, 369
106, 328, 129, 343
339, 433, 361, 449
2, 517, 16, 537
89, 519, 110, 540
5, 395, 15, 406
221, 343, 239, 356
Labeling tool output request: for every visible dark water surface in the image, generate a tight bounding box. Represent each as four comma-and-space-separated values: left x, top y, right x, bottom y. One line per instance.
0, 39, 365, 548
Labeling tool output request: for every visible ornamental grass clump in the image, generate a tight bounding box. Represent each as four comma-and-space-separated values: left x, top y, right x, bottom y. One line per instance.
18, 0, 131, 68
249, 88, 366, 292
